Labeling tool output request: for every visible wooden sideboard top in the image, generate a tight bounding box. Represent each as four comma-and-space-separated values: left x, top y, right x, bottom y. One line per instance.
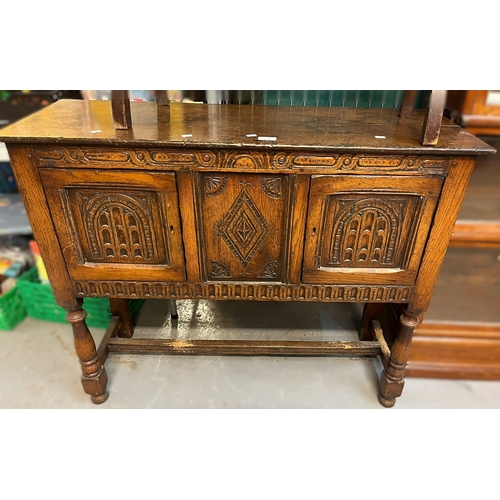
0, 99, 495, 155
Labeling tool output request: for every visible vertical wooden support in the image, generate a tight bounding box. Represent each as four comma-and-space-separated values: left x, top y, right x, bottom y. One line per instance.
109, 298, 134, 338
399, 90, 419, 118
66, 302, 109, 404
377, 157, 476, 407
155, 90, 170, 106
6, 146, 77, 308
111, 90, 132, 130
421, 90, 447, 146
360, 303, 383, 341
176, 171, 202, 282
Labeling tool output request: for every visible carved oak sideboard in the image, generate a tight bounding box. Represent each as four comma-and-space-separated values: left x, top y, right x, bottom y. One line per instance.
0, 100, 494, 407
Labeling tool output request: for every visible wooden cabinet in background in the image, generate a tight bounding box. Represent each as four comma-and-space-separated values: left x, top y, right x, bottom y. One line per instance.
447, 90, 500, 136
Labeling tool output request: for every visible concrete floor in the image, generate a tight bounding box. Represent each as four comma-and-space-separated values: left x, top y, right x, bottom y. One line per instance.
2, 299, 500, 409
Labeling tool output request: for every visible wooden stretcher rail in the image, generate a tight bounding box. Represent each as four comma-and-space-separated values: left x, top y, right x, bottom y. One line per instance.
97, 316, 121, 365
106, 338, 382, 357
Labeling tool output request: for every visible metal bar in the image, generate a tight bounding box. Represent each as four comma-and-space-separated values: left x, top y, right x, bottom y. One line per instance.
169, 299, 178, 320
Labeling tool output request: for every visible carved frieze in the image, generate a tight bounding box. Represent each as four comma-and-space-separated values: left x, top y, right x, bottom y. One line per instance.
272, 153, 449, 172
36, 146, 450, 173
74, 280, 412, 303
36, 146, 218, 168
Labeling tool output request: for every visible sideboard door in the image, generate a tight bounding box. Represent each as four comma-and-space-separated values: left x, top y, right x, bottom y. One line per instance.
197, 173, 290, 282
302, 175, 443, 285
40, 168, 186, 281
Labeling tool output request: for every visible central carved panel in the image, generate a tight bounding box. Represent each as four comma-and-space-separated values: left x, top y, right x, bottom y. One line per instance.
198, 173, 288, 282
219, 187, 269, 267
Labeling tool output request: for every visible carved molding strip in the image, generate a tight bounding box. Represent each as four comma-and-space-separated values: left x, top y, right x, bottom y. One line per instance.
74, 281, 412, 303
36, 146, 449, 173
36, 147, 218, 168
272, 153, 449, 172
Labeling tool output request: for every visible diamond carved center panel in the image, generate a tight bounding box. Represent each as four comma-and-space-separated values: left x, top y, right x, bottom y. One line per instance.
219, 188, 269, 267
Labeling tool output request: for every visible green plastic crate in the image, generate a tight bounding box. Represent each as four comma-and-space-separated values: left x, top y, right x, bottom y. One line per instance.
17, 267, 144, 328
0, 282, 27, 330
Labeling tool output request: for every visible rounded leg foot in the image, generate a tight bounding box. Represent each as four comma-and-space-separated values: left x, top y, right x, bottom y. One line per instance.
378, 311, 418, 407
91, 391, 109, 405
67, 306, 109, 405
378, 393, 396, 408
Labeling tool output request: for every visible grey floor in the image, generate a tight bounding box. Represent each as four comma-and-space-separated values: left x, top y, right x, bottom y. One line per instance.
2, 299, 500, 409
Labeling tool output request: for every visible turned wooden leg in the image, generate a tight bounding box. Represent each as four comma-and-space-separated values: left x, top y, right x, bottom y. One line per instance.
378, 310, 419, 408
66, 303, 109, 404
109, 298, 134, 338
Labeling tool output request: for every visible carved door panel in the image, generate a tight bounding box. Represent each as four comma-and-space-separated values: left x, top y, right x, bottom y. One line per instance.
302, 175, 443, 285
198, 173, 290, 281
40, 169, 185, 281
